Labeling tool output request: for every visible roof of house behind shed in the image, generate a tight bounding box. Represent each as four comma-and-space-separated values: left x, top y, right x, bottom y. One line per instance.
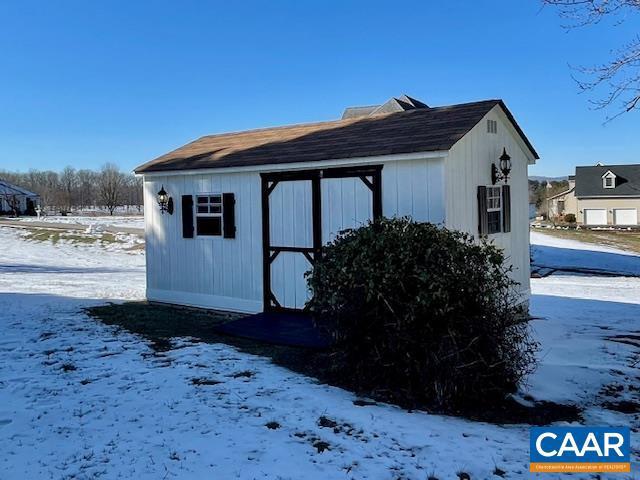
575, 164, 640, 197
0, 180, 39, 197
135, 98, 538, 174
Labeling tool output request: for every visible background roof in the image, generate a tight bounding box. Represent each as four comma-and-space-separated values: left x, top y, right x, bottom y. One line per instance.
575, 165, 640, 197
0, 180, 39, 197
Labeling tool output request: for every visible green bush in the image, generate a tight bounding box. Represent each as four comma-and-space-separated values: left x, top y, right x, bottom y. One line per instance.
306, 217, 537, 412
563, 213, 576, 223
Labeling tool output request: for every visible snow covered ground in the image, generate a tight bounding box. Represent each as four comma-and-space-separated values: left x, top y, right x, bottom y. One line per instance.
10, 214, 145, 230
0, 227, 637, 479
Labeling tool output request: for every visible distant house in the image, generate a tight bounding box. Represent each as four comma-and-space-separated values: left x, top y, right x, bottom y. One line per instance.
549, 164, 640, 226
0, 180, 39, 216
135, 95, 539, 313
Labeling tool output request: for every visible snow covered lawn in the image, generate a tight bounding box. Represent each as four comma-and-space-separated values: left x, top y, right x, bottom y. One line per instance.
0, 227, 637, 478
11, 214, 145, 230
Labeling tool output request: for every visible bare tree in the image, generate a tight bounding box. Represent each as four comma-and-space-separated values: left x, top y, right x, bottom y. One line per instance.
76, 169, 98, 209
542, 0, 640, 119
59, 166, 77, 213
97, 163, 125, 215
1, 166, 142, 215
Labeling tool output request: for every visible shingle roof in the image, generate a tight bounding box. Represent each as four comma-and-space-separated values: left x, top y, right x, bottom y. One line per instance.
575, 164, 640, 197
135, 99, 538, 174
0, 180, 39, 197
341, 94, 430, 119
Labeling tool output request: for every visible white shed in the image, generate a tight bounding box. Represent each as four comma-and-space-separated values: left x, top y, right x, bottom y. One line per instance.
135, 96, 538, 314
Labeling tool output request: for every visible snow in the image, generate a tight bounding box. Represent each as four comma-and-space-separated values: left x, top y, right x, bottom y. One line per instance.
531, 230, 640, 276
12, 215, 145, 230
0, 226, 638, 479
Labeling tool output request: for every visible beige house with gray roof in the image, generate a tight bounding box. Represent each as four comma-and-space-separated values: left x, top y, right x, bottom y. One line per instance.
549, 164, 640, 226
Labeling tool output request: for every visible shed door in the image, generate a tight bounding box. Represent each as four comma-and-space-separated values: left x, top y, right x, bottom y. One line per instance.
261, 166, 382, 313
266, 179, 316, 310
584, 209, 607, 225
321, 177, 374, 243
614, 208, 637, 226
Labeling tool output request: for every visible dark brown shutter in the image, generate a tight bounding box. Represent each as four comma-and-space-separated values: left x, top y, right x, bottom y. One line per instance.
477, 186, 488, 236
181, 195, 194, 238
502, 184, 511, 233
223, 193, 236, 239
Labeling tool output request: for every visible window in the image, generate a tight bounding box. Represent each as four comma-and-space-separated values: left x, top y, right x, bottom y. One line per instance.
196, 194, 223, 236
487, 119, 497, 134
602, 171, 616, 189
486, 186, 502, 234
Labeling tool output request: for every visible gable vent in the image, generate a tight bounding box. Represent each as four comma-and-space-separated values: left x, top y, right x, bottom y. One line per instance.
487, 119, 497, 134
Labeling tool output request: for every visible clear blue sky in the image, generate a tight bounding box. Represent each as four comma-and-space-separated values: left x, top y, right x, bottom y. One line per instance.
0, 1, 638, 177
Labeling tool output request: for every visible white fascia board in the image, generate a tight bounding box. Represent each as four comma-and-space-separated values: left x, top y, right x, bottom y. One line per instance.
492, 106, 538, 165
139, 150, 449, 178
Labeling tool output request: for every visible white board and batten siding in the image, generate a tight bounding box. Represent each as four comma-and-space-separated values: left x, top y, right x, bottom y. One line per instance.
144, 172, 264, 313
268, 180, 314, 310
144, 156, 447, 313
445, 105, 535, 297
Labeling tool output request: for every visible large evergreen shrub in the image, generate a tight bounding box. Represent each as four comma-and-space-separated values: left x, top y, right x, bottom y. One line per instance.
306, 217, 537, 412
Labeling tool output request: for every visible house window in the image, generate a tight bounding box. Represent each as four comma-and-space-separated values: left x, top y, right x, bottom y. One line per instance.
196, 194, 223, 236
487, 119, 497, 134
602, 171, 616, 189
486, 186, 502, 234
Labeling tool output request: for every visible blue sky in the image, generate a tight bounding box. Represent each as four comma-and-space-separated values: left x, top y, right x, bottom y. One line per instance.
0, 1, 637, 177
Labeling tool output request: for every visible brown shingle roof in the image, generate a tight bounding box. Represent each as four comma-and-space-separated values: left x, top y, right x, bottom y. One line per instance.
135, 99, 538, 174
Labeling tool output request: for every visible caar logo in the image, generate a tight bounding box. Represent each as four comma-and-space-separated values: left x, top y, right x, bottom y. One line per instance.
530, 427, 631, 473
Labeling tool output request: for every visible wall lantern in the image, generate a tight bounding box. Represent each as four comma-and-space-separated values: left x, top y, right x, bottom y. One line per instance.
491, 148, 512, 185
157, 185, 174, 215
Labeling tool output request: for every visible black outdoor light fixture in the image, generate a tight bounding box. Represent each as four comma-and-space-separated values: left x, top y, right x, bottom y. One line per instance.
491, 147, 512, 185
157, 185, 174, 215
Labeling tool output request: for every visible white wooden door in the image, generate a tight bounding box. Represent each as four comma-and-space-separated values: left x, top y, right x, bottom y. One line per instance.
262, 166, 381, 312
321, 177, 374, 243
614, 208, 637, 225
584, 209, 607, 225
268, 180, 314, 310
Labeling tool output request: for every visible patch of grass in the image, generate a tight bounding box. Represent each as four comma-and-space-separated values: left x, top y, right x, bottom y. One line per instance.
533, 227, 640, 254
85, 302, 582, 425
23, 228, 122, 246
602, 400, 640, 414
493, 466, 506, 477
149, 337, 173, 352
353, 399, 376, 407
61, 363, 77, 372
312, 440, 330, 453
191, 377, 222, 386
318, 416, 338, 429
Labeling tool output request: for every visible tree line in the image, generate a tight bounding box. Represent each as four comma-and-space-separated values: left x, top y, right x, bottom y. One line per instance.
0, 163, 142, 215
529, 179, 569, 217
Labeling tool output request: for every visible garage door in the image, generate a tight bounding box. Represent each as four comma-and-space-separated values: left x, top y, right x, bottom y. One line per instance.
584, 209, 607, 225
614, 208, 637, 226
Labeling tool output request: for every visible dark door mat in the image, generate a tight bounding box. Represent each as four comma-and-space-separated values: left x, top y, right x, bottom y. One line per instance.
214, 311, 332, 349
